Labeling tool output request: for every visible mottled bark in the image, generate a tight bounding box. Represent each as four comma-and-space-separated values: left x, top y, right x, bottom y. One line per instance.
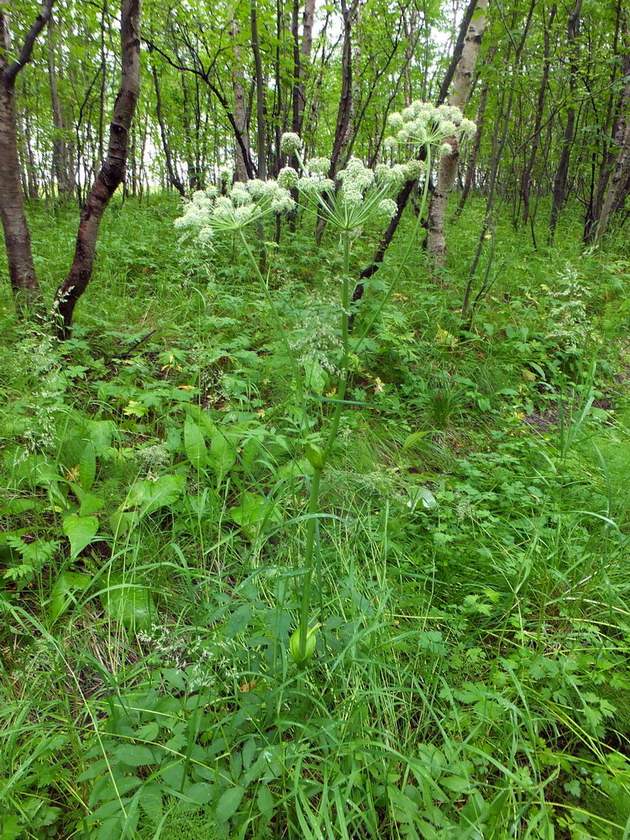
0, 0, 55, 310
231, 17, 250, 181
55, 0, 141, 336
48, 17, 75, 197
251, 0, 266, 178
427, 0, 488, 266
595, 68, 630, 241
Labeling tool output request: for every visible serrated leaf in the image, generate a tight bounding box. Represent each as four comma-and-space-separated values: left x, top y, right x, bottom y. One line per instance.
216, 785, 245, 823
184, 416, 207, 470
63, 514, 99, 557
257, 784, 274, 818
50, 570, 91, 621
79, 441, 97, 490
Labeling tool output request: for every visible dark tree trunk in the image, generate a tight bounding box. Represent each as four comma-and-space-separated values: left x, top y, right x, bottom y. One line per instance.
0, 0, 55, 311
151, 62, 186, 196
55, 0, 141, 336
549, 0, 583, 242
521, 4, 556, 225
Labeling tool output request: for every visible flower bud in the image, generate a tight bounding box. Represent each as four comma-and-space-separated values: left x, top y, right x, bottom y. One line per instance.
290, 624, 319, 666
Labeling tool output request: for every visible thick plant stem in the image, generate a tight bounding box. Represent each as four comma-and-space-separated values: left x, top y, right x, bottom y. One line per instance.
297, 230, 351, 660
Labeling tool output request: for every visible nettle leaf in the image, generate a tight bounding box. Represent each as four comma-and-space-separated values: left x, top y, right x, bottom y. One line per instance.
216, 785, 245, 823
79, 441, 97, 490
184, 416, 207, 470
100, 576, 155, 630
50, 571, 91, 621
63, 514, 99, 557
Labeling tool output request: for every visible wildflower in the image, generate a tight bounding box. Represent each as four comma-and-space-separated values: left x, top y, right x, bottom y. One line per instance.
440, 142, 454, 156
307, 157, 331, 176
280, 132, 302, 155
378, 198, 398, 219
277, 166, 299, 190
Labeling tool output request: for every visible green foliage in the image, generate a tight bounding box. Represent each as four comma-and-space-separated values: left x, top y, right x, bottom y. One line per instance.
1, 196, 630, 840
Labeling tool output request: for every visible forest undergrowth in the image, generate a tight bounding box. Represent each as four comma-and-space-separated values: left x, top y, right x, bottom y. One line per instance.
1, 194, 630, 839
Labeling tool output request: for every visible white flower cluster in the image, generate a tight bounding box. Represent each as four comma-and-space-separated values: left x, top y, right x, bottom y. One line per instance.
175, 178, 295, 241
385, 101, 476, 155
280, 132, 302, 156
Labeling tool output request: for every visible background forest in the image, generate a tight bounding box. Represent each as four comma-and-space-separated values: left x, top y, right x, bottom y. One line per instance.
1, 0, 630, 837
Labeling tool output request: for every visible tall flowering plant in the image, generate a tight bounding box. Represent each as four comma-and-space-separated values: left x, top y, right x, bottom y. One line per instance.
175, 103, 475, 667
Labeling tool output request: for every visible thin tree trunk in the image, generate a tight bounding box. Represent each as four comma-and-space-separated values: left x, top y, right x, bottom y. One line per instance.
151, 61, 185, 195
55, 0, 141, 336
427, 0, 489, 266
231, 16, 250, 181
47, 16, 75, 197
0, 0, 55, 310
595, 66, 630, 241
549, 0, 583, 242
251, 0, 266, 178
454, 76, 489, 219
351, 0, 481, 305
521, 4, 556, 225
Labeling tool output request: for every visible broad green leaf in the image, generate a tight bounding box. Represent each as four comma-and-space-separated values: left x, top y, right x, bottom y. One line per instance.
184, 416, 207, 470
229, 492, 282, 539
80, 492, 105, 516
109, 510, 139, 536
101, 576, 155, 630
208, 432, 236, 480
257, 784, 274, 819
63, 514, 99, 557
50, 571, 91, 621
124, 474, 185, 515
115, 745, 155, 767
79, 441, 97, 490
183, 782, 213, 805
216, 785, 245, 823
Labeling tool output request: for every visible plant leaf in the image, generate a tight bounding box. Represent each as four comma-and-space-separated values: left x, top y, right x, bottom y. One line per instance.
184, 416, 207, 470
50, 570, 91, 621
216, 785, 245, 823
63, 514, 99, 557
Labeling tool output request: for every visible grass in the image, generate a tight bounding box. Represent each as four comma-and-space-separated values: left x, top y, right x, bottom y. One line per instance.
1, 192, 630, 839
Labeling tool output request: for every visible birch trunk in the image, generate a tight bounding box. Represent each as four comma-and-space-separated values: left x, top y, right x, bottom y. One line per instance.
427, 0, 489, 266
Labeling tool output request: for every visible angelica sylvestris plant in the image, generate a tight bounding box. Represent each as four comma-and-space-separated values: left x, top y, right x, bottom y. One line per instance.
384, 101, 476, 157
174, 111, 476, 668
174, 176, 295, 244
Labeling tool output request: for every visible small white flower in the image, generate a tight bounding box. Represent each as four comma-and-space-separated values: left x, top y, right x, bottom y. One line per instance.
277, 166, 299, 190
280, 132, 302, 155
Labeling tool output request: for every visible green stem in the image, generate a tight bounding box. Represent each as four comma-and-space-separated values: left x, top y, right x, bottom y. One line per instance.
297, 230, 351, 660
354, 145, 432, 356
239, 230, 304, 409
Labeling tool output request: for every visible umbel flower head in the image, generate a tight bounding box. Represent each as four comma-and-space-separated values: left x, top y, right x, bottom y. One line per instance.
296, 154, 400, 233
385, 101, 476, 153
175, 178, 295, 242
280, 132, 302, 156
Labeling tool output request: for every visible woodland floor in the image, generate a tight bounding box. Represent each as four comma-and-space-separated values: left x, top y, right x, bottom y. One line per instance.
1, 194, 630, 839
